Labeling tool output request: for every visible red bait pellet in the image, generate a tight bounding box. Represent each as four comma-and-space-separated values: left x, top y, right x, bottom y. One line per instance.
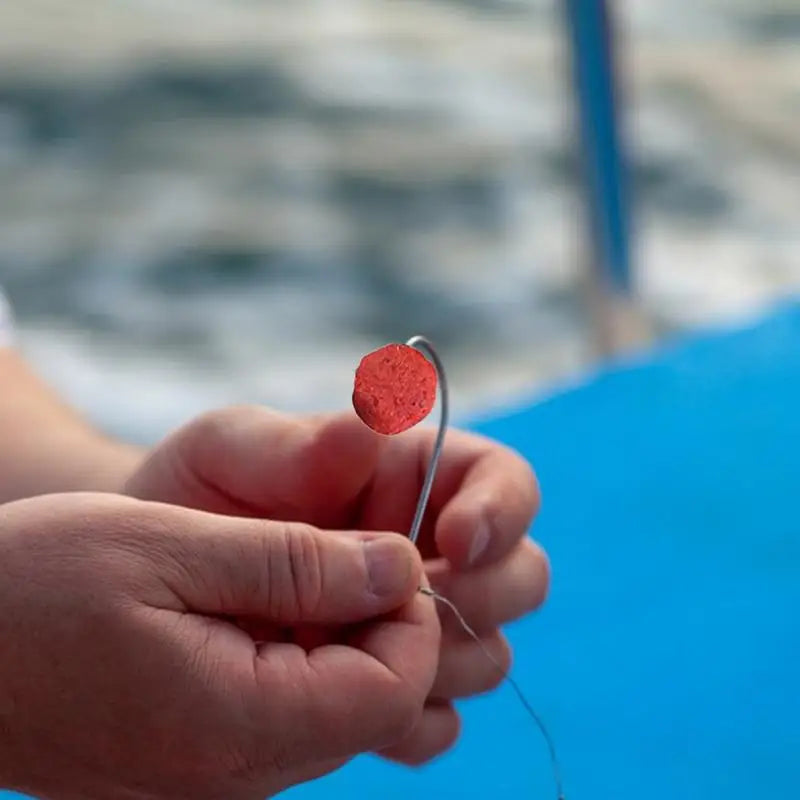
352, 343, 437, 435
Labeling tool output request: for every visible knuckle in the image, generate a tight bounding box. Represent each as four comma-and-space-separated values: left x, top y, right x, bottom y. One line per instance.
268, 523, 324, 619
193, 406, 240, 436
180, 408, 232, 456
176, 405, 253, 473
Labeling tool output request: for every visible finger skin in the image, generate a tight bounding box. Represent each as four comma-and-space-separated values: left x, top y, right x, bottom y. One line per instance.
140, 505, 439, 775
432, 441, 541, 570
429, 629, 512, 700
0, 493, 442, 798
426, 538, 550, 635
127, 407, 384, 528
250, 586, 442, 762
118, 407, 547, 776
118, 500, 422, 625
126, 406, 541, 576
351, 422, 541, 568
377, 702, 461, 766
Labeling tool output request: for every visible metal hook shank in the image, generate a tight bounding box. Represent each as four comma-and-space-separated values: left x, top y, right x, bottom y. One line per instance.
404, 335, 449, 545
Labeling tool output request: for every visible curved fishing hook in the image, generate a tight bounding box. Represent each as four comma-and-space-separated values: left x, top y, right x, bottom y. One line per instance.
404, 335, 450, 545
404, 334, 565, 800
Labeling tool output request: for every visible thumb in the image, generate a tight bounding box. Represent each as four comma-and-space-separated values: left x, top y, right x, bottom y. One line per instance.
150, 505, 421, 624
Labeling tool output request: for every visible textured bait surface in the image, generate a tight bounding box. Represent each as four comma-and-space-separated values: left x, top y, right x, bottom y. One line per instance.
352, 343, 437, 435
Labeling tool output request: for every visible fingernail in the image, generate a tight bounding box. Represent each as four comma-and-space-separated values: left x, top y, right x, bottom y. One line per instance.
468, 519, 491, 566
364, 538, 412, 597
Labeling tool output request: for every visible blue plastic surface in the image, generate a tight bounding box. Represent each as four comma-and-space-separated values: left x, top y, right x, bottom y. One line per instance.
5, 302, 800, 798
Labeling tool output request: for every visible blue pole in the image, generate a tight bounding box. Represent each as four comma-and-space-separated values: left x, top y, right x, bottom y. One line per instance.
563, 0, 633, 297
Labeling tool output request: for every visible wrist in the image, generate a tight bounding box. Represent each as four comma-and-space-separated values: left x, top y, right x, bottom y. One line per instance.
0, 429, 145, 503
72, 433, 147, 495
0, 349, 146, 502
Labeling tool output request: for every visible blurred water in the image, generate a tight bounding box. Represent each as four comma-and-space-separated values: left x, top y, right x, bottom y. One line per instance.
0, 0, 798, 443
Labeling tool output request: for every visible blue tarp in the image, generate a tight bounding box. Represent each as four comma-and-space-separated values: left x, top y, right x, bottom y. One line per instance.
288, 301, 800, 798
5, 301, 800, 798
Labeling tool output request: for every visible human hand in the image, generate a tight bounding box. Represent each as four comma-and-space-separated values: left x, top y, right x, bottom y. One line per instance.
0, 492, 438, 799
124, 406, 548, 766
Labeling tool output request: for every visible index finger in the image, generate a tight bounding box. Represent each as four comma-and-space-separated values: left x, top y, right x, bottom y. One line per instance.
425, 430, 541, 570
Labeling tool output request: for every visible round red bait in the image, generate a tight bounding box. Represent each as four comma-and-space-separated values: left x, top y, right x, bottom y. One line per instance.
352, 343, 437, 435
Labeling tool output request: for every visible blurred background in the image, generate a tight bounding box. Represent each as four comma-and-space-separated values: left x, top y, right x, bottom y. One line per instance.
0, 0, 798, 444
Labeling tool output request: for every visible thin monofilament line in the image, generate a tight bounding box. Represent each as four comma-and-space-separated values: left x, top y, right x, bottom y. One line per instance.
419, 587, 565, 800
406, 334, 565, 800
